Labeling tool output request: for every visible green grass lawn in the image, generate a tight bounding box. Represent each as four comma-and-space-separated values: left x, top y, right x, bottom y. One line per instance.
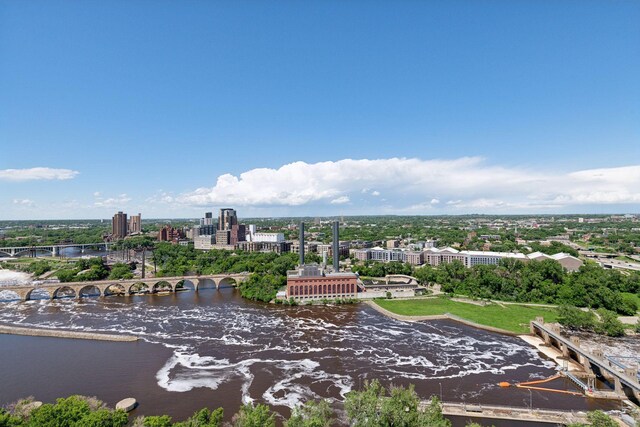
375, 297, 559, 334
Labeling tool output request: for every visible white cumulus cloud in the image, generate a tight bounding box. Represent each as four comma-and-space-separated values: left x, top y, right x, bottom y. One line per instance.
0, 167, 79, 181
178, 158, 640, 212
330, 196, 350, 205
12, 199, 35, 207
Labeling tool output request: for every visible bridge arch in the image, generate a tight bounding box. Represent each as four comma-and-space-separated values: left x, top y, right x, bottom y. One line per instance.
152, 281, 172, 293
25, 288, 51, 300
197, 278, 216, 291
217, 277, 237, 289
129, 282, 150, 295
104, 284, 126, 296
53, 286, 76, 299
176, 279, 197, 292
0, 250, 12, 258
78, 285, 102, 298
0, 289, 21, 302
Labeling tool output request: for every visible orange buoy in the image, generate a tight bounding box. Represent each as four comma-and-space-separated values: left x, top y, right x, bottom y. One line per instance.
498, 382, 511, 387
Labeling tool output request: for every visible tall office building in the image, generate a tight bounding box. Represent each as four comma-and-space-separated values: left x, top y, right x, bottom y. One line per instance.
112, 211, 128, 239
129, 213, 142, 234
218, 208, 238, 230
215, 208, 245, 246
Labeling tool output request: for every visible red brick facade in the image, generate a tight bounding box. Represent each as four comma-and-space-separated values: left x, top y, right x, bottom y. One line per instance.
286, 275, 358, 300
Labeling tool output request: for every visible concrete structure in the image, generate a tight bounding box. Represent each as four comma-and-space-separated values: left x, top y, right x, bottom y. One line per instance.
112, 211, 128, 239
128, 214, 142, 234
0, 242, 110, 258
386, 239, 399, 249
0, 273, 249, 302
237, 240, 290, 254
194, 235, 215, 250
332, 220, 340, 271
251, 232, 285, 243
356, 246, 583, 271
286, 264, 358, 301
158, 225, 183, 242
531, 319, 640, 401
298, 222, 305, 265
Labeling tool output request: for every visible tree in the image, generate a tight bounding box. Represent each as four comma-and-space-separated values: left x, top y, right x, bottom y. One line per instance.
345, 380, 451, 427
285, 400, 332, 427
568, 410, 618, 427
595, 309, 625, 337
618, 293, 639, 316
232, 403, 276, 427
141, 416, 173, 427
174, 408, 223, 427
344, 379, 386, 426
557, 306, 596, 331
74, 409, 128, 427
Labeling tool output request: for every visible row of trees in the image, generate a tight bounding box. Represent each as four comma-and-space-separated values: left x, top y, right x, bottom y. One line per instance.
152, 244, 298, 278
414, 259, 640, 315
2, 386, 620, 427
55, 259, 135, 282
557, 305, 632, 337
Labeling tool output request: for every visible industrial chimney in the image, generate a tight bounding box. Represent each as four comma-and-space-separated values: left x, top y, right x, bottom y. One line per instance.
332, 220, 339, 271
299, 221, 305, 266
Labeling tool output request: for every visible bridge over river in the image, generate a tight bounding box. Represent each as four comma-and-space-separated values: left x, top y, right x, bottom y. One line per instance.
1, 274, 249, 301
0, 242, 110, 257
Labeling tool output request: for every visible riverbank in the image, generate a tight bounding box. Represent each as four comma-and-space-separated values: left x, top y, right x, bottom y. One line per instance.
0, 324, 138, 342
370, 297, 560, 334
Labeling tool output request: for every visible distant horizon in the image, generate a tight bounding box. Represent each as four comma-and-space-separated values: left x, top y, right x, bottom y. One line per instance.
1, 212, 638, 223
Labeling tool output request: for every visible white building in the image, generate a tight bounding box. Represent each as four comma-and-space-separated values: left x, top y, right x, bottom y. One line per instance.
194, 235, 215, 250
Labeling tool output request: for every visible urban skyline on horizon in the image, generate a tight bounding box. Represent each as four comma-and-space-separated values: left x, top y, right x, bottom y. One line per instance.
2, 1, 639, 220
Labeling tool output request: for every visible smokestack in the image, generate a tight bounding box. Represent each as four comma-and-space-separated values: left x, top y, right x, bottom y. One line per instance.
299, 221, 305, 266
332, 220, 339, 271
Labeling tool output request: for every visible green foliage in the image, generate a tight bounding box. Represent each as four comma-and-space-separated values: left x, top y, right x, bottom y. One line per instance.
173, 408, 223, 427
231, 403, 276, 427
24, 396, 126, 427
594, 309, 625, 337
619, 293, 639, 316
568, 410, 618, 427
238, 274, 285, 302
557, 306, 596, 331
75, 409, 128, 427
108, 263, 134, 280
345, 380, 451, 427
352, 261, 413, 278
142, 415, 173, 427
0, 408, 23, 427
434, 258, 639, 315
285, 400, 332, 427
54, 258, 110, 282
558, 306, 626, 337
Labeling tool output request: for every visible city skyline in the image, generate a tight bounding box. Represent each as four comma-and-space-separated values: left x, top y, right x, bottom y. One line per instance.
2, 1, 639, 219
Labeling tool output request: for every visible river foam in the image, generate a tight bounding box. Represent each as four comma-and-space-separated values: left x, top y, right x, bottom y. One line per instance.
0, 290, 558, 410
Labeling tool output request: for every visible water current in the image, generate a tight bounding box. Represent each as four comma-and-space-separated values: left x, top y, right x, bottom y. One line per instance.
0, 287, 615, 425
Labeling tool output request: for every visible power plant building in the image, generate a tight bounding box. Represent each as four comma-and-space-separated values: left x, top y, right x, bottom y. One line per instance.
285, 220, 359, 301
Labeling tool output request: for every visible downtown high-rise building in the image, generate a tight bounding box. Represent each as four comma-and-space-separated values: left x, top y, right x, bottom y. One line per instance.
216, 208, 245, 246
112, 211, 128, 239
129, 213, 142, 234
218, 208, 238, 230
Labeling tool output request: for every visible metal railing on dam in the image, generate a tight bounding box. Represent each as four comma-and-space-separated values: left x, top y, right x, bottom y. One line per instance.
530, 318, 640, 401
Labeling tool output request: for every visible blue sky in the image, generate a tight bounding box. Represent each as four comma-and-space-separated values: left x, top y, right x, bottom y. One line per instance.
1, 0, 639, 219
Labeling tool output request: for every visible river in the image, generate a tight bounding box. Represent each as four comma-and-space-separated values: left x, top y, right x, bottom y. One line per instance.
0, 288, 616, 425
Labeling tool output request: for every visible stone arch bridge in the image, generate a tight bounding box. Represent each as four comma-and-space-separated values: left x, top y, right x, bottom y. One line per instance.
2, 274, 249, 301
